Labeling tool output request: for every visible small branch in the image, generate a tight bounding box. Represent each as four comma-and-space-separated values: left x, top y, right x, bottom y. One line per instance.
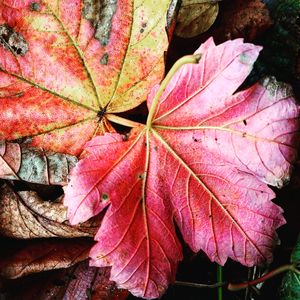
228, 263, 299, 291
174, 281, 227, 289
175, 261, 300, 293
217, 265, 223, 300
146, 54, 201, 128
106, 114, 143, 128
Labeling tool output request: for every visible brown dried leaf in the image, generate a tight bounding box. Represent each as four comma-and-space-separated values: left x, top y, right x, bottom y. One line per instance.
175, 0, 219, 38
213, 0, 273, 42
0, 141, 77, 185
0, 183, 99, 239
0, 239, 93, 279
63, 261, 129, 300
1, 261, 128, 300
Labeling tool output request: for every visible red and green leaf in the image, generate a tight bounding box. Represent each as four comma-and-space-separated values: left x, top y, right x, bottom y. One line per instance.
0, 0, 172, 156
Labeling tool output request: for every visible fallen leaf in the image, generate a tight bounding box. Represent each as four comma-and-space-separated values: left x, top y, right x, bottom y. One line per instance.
63, 261, 129, 300
1, 261, 128, 300
0, 183, 98, 238
0, 238, 93, 279
0, 141, 77, 185
65, 38, 299, 298
212, 0, 273, 42
175, 0, 219, 38
280, 234, 300, 300
0, 0, 174, 156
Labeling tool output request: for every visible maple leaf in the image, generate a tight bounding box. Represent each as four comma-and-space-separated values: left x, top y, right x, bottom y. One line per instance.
64, 38, 299, 298
0, 0, 173, 156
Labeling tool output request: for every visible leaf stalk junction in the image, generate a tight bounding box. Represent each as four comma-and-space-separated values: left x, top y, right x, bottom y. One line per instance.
105, 54, 202, 129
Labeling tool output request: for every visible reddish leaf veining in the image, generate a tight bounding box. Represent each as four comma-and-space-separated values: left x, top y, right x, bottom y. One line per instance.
0, 0, 172, 155
65, 39, 299, 298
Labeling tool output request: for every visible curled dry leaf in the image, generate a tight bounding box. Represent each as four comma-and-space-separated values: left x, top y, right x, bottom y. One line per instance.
0, 141, 77, 185
63, 261, 129, 300
0, 183, 98, 239
0, 239, 93, 279
1, 261, 128, 300
65, 38, 300, 299
0, 0, 175, 156
175, 0, 219, 38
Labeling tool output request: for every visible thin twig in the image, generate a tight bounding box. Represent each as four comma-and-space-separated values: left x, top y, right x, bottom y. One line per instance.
228, 262, 299, 291
174, 261, 300, 293
174, 280, 227, 289
217, 265, 223, 300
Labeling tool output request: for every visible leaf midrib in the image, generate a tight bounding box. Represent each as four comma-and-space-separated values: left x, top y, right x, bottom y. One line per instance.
48, 3, 102, 108
105, 0, 134, 109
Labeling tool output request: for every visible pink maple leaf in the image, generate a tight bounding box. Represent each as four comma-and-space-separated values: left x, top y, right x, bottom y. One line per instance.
64, 38, 299, 299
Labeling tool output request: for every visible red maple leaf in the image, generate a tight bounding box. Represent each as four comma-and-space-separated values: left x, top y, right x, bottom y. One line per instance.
64, 38, 300, 298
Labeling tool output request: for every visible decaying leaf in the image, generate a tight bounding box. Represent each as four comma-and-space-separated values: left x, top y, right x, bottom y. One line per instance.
1, 261, 128, 300
0, 238, 93, 279
0, 24, 29, 56
65, 38, 299, 298
0, 183, 98, 238
0, 141, 77, 185
212, 0, 273, 42
175, 0, 219, 38
63, 261, 129, 300
0, 0, 174, 156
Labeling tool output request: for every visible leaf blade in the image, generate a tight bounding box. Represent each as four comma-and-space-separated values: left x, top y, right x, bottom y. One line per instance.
65, 38, 299, 299
0, 0, 173, 154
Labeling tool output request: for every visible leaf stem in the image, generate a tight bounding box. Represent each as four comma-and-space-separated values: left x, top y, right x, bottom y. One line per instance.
228, 263, 299, 291
146, 54, 201, 129
106, 114, 143, 128
174, 281, 227, 289
217, 265, 223, 300
174, 261, 300, 293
